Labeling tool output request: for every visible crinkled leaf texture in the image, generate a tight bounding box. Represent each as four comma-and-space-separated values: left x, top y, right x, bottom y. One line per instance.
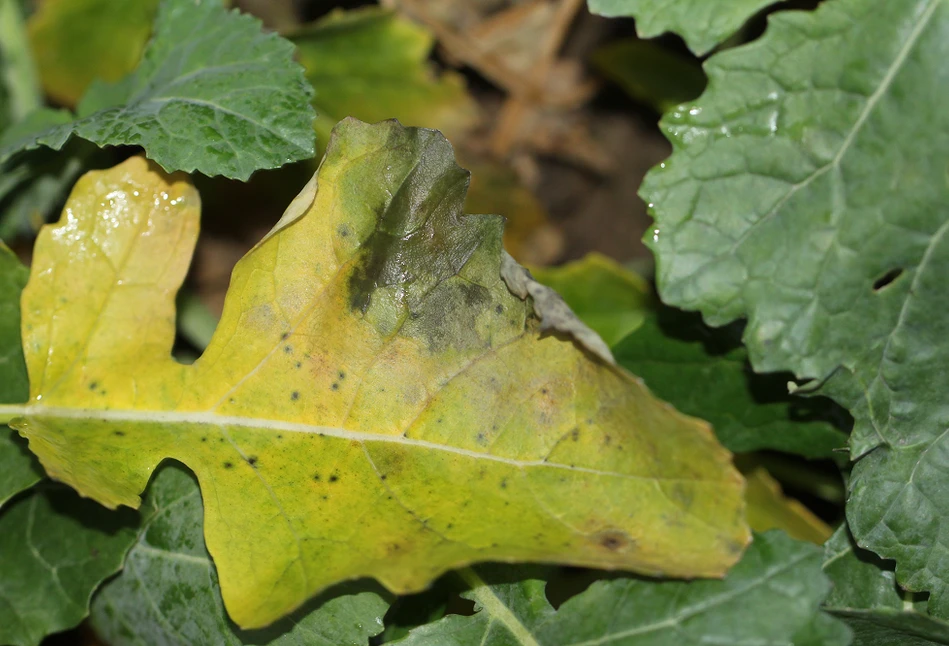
13, 119, 748, 629
0, 0, 315, 180
0, 483, 141, 646
396, 532, 848, 645
642, 0, 949, 616
823, 526, 949, 646
0, 244, 40, 507
587, 0, 786, 56
91, 464, 389, 646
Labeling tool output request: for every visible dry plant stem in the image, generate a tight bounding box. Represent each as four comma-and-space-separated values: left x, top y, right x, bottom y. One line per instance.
490, 0, 585, 156
397, 0, 546, 100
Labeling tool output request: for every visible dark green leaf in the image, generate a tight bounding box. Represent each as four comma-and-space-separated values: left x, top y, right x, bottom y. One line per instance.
90, 464, 390, 645
396, 532, 848, 645
586, 0, 787, 55
822, 525, 949, 645
0, 483, 141, 646
613, 310, 846, 458
0, 0, 315, 180
0, 244, 39, 507
642, 0, 949, 613
591, 38, 706, 113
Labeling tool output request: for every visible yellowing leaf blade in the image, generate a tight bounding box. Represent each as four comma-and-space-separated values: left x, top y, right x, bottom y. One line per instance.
15, 119, 749, 629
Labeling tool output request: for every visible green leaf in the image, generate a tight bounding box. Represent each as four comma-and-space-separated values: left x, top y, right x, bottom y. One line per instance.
0, 243, 39, 507
591, 38, 707, 113
396, 532, 848, 645
0, 482, 141, 646
90, 464, 389, 646
823, 525, 949, 645
27, 0, 159, 107
642, 0, 949, 611
0, 0, 315, 180
530, 253, 653, 348
0, 0, 42, 125
291, 8, 477, 150
613, 310, 846, 458
13, 120, 748, 629
587, 0, 787, 56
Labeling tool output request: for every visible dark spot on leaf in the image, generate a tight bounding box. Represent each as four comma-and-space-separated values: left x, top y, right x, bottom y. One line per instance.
873, 267, 903, 291
541, 388, 548, 395
500, 479, 508, 489
229, 398, 236, 404
276, 434, 283, 440
313, 473, 321, 481
246, 456, 258, 466
570, 428, 580, 441
223, 461, 233, 469
380, 474, 387, 481
604, 435, 612, 445
476, 433, 486, 445
322, 495, 329, 500
291, 391, 300, 401
436, 418, 442, 424
200, 437, 207, 442
281, 332, 290, 341
337, 224, 350, 238
495, 304, 503, 314
295, 361, 302, 369
113, 430, 125, 437
89, 381, 98, 390
329, 474, 339, 483
331, 382, 339, 391
595, 530, 632, 552
338, 370, 346, 379
446, 523, 453, 529
284, 345, 292, 354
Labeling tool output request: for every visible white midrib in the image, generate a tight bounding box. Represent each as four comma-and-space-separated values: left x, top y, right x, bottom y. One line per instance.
0, 404, 701, 484
457, 567, 542, 646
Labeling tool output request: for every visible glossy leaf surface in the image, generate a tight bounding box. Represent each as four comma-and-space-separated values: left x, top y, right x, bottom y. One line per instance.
642, 0, 949, 611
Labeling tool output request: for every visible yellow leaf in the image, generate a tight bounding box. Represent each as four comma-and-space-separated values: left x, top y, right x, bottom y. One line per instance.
14, 119, 749, 629
743, 467, 832, 545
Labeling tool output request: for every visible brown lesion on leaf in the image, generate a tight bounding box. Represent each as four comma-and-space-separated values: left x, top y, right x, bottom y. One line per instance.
593, 529, 633, 553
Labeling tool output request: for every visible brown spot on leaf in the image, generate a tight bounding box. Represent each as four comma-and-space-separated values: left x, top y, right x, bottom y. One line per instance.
594, 530, 632, 553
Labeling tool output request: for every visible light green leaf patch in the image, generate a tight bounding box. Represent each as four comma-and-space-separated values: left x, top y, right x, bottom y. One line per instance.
0, 0, 315, 180
27, 0, 159, 107
90, 464, 390, 646
13, 119, 748, 629
0, 483, 142, 646
396, 532, 848, 645
291, 7, 477, 151
642, 0, 949, 614
530, 253, 652, 348
587, 0, 787, 55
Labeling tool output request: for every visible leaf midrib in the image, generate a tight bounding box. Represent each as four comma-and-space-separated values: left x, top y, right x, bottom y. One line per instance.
1, 404, 727, 486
